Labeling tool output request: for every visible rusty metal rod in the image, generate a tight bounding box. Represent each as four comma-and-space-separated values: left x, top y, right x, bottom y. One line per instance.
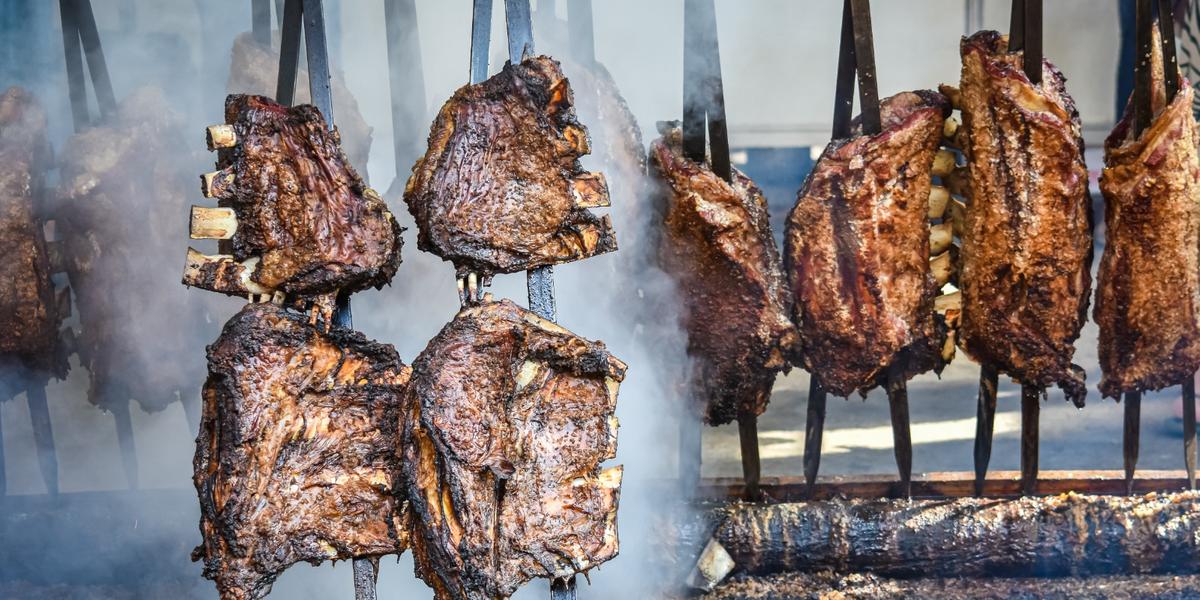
26, 385, 58, 496
680, 410, 702, 496
550, 576, 576, 599
973, 364, 999, 496
803, 375, 827, 495
1020, 384, 1040, 495
885, 363, 912, 498
1135, 0, 1154, 135
1185, 376, 1196, 489
1124, 390, 1142, 495
111, 400, 138, 489
738, 412, 762, 501
353, 558, 377, 600
0, 399, 6, 496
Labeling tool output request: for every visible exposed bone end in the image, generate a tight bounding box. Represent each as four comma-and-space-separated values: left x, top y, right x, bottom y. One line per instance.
935, 290, 962, 314
948, 198, 967, 238
929, 223, 953, 255
941, 330, 958, 363
688, 537, 736, 591
182, 247, 271, 296
943, 116, 960, 140
515, 360, 543, 391
928, 186, 950, 219
572, 172, 610, 209
200, 169, 235, 199
939, 84, 962, 109
931, 149, 957, 177
930, 249, 956, 286
190, 205, 238, 240
205, 124, 237, 151
563, 125, 591, 156
945, 166, 971, 198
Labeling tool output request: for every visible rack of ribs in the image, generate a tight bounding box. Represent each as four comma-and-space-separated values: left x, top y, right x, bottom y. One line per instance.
400, 299, 623, 600
0, 86, 68, 392
947, 30, 1093, 405
56, 87, 212, 412
649, 126, 796, 425
404, 56, 616, 285
184, 94, 402, 316
1095, 30, 1200, 399
785, 91, 952, 397
193, 302, 409, 600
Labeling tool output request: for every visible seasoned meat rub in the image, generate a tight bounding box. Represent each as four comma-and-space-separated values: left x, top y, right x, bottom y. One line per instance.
184, 94, 402, 301
650, 127, 796, 424
0, 86, 66, 386
193, 303, 409, 600
405, 56, 616, 279
951, 31, 1093, 404
1096, 33, 1200, 399
785, 91, 950, 397
401, 300, 623, 600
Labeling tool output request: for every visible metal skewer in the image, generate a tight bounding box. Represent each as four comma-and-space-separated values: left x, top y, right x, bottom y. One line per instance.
252, 0, 272, 46
384, 0, 426, 195
1124, 390, 1141, 495
802, 376, 827, 495
26, 384, 58, 496
972, 364, 999, 496
1185, 377, 1196, 489
0, 397, 6, 496
1020, 384, 1040, 495
111, 399, 138, 489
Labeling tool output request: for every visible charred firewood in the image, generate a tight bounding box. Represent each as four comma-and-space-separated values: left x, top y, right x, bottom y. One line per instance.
400, 299, 624, 600
949, 31, 1093, 405
650, 126, 796, 425
785, 91, 950, 398
404, 56, 617, 281
192, 303, 409, 600
184, 94, 402, 309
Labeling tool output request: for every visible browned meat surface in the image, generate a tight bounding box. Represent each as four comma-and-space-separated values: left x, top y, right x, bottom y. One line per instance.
193, 303, 409, 600
785, 91, 950, 397
1096, 33, 1200, 399
226, 31, 373, 178
401, 300, 624, 600
0, 86, 66, 387
184, 94, 402, 301
650, 128, 795, 424
404, 56, 617, 279
952, 31, 1093, 405
57, 87, 211, 412
566, 59, 647, 176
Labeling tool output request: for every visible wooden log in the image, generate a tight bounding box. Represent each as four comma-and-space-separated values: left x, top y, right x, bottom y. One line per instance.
708, 491, 1200, 578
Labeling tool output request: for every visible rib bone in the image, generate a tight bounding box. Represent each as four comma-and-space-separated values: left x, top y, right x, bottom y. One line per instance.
190, 206, 237, 240
928, 186, 950, 219
930, 223, 953, 255
182, 247, 272, 295
572, 172, 611, 209
206, 124, 237, 150
200, 169, 235, 199
931, 149, 957, 177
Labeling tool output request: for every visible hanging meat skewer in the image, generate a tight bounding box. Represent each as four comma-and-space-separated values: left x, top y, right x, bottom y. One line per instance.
947, 1, 1093, 495
1096, 0, 1200, 492
787, 0, 954, 499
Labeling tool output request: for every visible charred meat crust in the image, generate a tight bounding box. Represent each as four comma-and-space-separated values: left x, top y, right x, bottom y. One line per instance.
1096, 29, 1200, 399
954, 31, 1093, 406
785, 91, 950, 398
650, 129, 796, 425
401, 299, 624, 600
201, 94, 402, 298
404, 56, 617, 277
0, 86, 66, 383
193, 303, 409, 600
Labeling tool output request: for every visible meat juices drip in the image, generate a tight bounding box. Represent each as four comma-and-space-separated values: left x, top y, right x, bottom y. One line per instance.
185, 94, 402, 303
786, 91, 951, 397
1096, 29, 1200, 399
401, 300, 624, 600
404, 56, 617, 279
226, 32, 374, 178
650, 127, 796, 425
193, 303, 410, 600
0, 87, 67, 391
57, 87, 213, 412
950, 31, 1093, 405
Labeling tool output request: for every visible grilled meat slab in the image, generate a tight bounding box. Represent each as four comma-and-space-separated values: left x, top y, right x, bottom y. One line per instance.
785, 91, 950, 397
57, 87, 210, 411
0, 86, 65, 385
404, 56, 616, 278
1096, 36, 1200, 399
193, 303, 409, 600
952, 31, 1093, 404
650, 128, 795, 424
185, 94, 402, 300
401, 300, 624, 600
226, 31, 373, 177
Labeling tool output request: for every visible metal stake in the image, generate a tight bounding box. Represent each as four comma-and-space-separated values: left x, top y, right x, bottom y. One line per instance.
802, 376, 827, 495
1135, 0, 1153, 135
679, 409, 702, 496
885, 362, 912, 498
1020, 384, 1040, 495
353, 558, 378, 600
738, 410, 762, 501
111, 400, 138, 489
1124, 390, 1141, 495
550, 577, 576, 600
0, 399, 6, 496
26, 384, 58, 496
252, 0, 272, 46
973, 364, 999, 496
384, 0, 426, 188
1185, 376, 1196, 489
